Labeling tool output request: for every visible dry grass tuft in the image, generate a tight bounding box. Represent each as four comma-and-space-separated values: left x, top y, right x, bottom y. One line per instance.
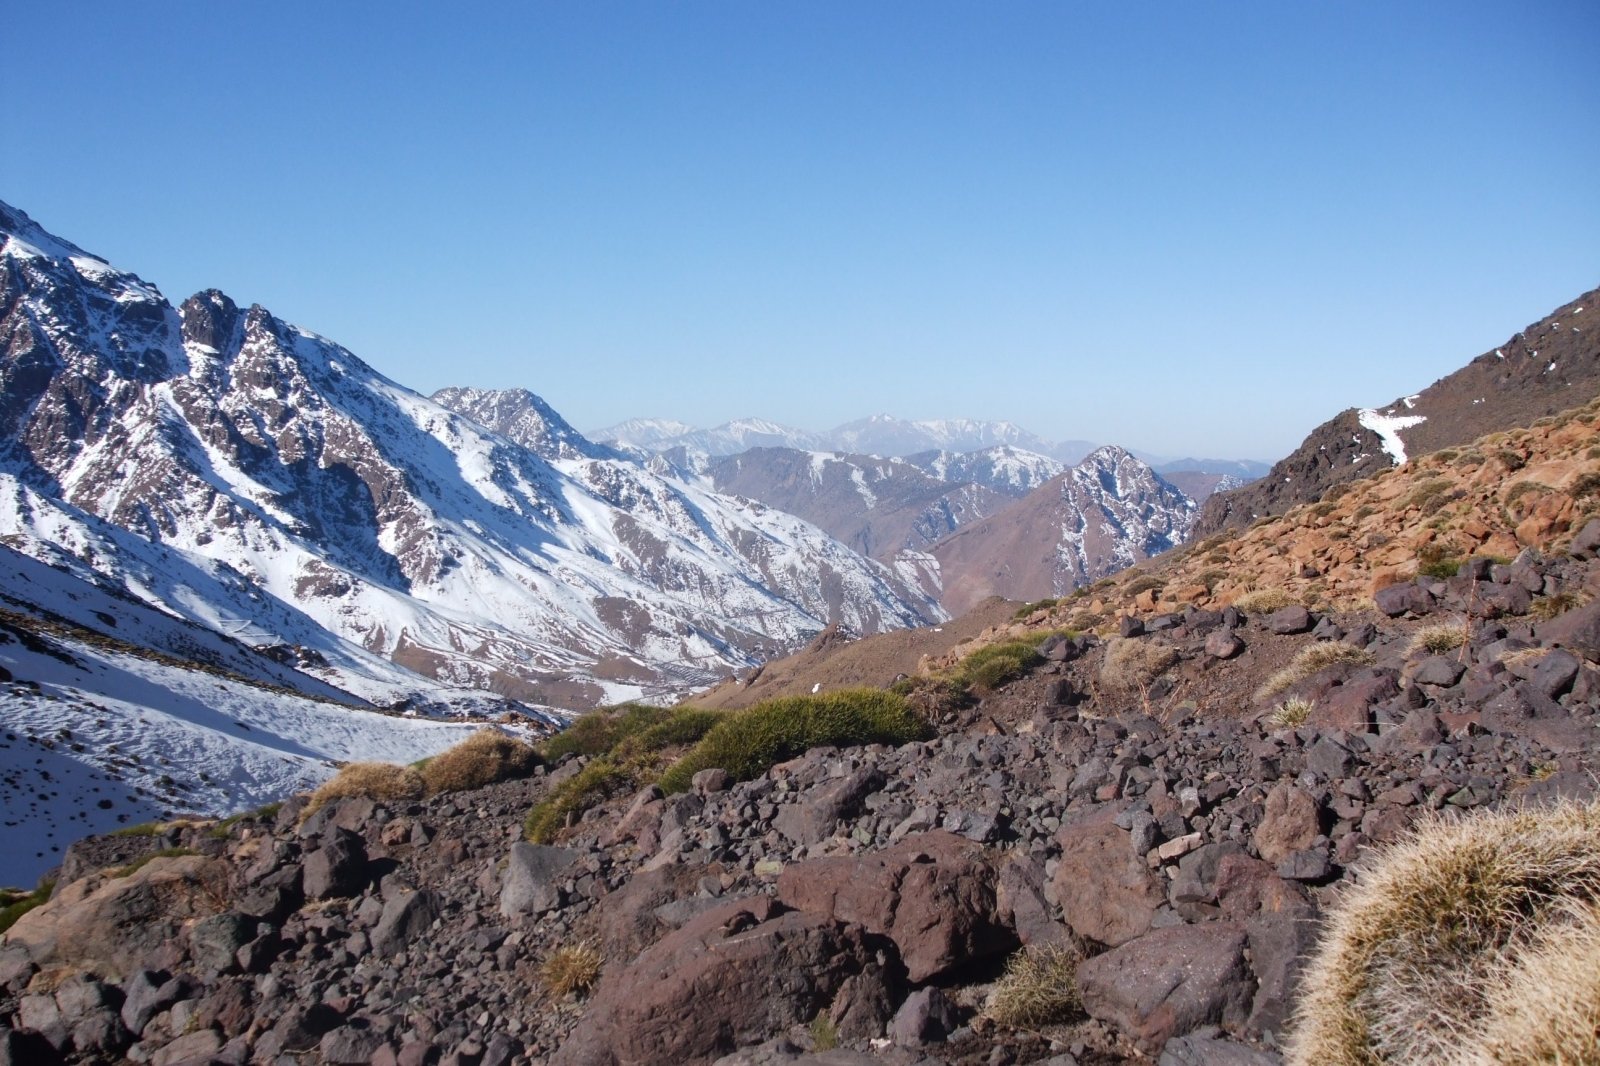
1269, 696, 1315, 729
1099, 637, 1178, 692
1234, 587, 1298, 614
419, 729, 541, 795
540, 941, 603, 997
986, 942, 1083, 1028
1286, 801, 1600, 1066
301, 762, 425, 822
1408, 622, 1466, 656
1256, 642, 1374, 701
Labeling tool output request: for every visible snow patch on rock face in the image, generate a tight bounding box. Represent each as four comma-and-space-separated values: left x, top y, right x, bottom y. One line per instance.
1357, 408, 1427, 465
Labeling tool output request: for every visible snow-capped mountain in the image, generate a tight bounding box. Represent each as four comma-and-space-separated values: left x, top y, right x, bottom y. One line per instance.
826, 414, 1062, 460
0, 202, 941, 709
695, 447, 1010, 562
901, 445, 1067, 497
592, 413, 1106, 464
586, 417, 697, 451
592, 417, 825, 456
927, 445, 1198, 615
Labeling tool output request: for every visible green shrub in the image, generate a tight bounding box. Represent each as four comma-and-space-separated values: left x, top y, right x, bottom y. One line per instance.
1270, 696, 1315, 729
950, 639, 1044, 695
1416, 544, 1461, 579
540, 941, 602, 997
1286, 802, 1600, 1066
1100, 637, 1179, 692
1235, 588, 1298, 614
1409, 623, 1466, 655
0, 880, 55, 933
613, 709, 723, 760
1011, 597, 1059, 619
540, 703, 675, 762
301, 762, 425, 822
657, 689, 929, 794
524, 759, 633, 843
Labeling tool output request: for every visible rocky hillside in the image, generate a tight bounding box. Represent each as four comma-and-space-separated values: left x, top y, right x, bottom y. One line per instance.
700, 448, 1009, 562
1196, 284, 1600, 535
929, 446, 1197, 615
0, 201, 941, 709
3, 398, 1599, 1066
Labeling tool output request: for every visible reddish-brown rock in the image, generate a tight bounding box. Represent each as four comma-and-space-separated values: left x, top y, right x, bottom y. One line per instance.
776, 830, 1013, 982
1051, 808, 1165, 947
1252, 782, 1322, 865
549, 896, 875, 1066
1075, 922, 1255, 1054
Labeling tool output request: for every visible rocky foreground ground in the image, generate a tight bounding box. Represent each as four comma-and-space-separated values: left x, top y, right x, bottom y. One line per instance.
3, 524, 1599, 1065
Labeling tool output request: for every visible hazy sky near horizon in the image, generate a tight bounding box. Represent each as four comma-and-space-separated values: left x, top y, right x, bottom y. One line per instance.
5, 2, 1596, 460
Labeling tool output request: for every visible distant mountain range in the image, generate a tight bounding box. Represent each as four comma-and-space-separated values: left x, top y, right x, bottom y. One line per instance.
590, 414, 1270, 476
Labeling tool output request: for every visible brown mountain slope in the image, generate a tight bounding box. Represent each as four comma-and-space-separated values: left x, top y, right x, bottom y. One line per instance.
1196, 284, 1600, 535
930, 446, 1195, 615
936, 395, 1600, 673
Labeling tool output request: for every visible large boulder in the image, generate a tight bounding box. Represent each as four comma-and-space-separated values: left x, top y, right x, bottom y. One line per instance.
500, 843, 581, 920
1051, 808, 1166, 947
777, 831, 1014, 982
1, 855, 231, 981
550, 897, 877, 1066
1076, 923, 1256, 1055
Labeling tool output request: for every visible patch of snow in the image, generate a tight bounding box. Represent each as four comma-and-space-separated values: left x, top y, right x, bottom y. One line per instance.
1357, 408, 1427, 465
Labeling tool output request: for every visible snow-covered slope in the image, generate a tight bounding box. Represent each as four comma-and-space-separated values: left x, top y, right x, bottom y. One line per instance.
827, 415, 1062, 459
0, 591, 488, 885
902, 445, 1066, 497
0, 202, 940, 710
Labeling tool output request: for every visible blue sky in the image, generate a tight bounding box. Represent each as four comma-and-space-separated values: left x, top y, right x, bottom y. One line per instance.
5, 2, 1596, 459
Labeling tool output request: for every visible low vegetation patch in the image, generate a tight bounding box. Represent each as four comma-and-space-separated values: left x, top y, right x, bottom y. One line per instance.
419, 729, 542, 794
524, 759, 633, 843
540, 941, 602, 997
540, 703, 678, 762
1415, 544, 1461, 579
1234, 588, 1298, 614
1100, 637, 1178, 692
1531, 590, 1585, 621
1011, 597, 1058, 619
1287, 801, 1600, 1066
949, 639, 1045, 695
657, 689, 929, 794
986, 942, 1084, 1028
1408, 622, 1466, 656
0, 880, 55, 934
1256, 642, 1374, 701
1269, 696, 1315, 729
110, 848, 198, 879
1122, 574, 1166, 598
301, 762, 425, 823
